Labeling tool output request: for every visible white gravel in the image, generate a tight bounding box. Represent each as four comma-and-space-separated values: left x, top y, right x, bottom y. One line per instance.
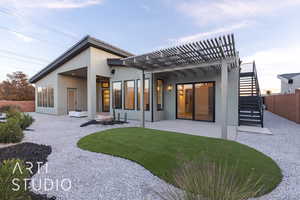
25, 111, 300, 200
25, 113, 166, 200
237, 111, 300, 200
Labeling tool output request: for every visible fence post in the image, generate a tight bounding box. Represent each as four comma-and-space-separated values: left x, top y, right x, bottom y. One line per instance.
296, 89, 300, 123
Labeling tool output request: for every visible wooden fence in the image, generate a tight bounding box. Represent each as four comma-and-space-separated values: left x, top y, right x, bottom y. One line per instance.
0, 100, 35, 112
265, 89, 300, 123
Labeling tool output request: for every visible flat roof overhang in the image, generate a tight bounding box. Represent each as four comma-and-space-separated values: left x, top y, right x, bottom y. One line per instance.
108, 34, 239, 73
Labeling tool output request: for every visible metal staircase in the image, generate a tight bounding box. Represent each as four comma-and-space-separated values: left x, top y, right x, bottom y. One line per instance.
239, 61, 264, 127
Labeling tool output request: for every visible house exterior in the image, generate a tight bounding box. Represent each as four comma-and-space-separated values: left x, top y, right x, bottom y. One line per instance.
278, 73, 300, 94
30, 34, 240, 139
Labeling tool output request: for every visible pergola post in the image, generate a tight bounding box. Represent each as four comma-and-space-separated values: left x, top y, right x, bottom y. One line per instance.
221, 61, 228, 139
140, 69, 145, 128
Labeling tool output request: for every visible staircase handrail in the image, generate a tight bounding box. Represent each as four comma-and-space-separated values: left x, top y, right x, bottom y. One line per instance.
252, 61, 264, 127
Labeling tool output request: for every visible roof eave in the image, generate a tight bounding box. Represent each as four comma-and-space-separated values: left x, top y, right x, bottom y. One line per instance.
29, 36, 133, 83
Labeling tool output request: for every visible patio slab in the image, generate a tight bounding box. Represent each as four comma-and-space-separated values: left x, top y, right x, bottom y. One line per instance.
147, 120, 237, 140
238, 125, 272, 135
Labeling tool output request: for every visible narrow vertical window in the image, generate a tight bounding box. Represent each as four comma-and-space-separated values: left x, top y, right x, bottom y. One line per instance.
124, 80, 135, 110
42, 88, 47, 107
157, 79, 164, 110
48, 88, 54, 107
137, 79, 149, 111
112, 82, 122, 109
38, 87, 42, 107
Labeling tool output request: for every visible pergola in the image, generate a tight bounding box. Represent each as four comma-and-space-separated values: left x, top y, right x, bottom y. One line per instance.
119, 34, 239, 139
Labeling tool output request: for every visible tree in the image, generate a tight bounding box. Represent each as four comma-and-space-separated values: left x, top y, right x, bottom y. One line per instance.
0, 71, 35, 101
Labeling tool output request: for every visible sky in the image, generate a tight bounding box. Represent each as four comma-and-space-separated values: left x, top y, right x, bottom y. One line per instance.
0, 0, 300, 93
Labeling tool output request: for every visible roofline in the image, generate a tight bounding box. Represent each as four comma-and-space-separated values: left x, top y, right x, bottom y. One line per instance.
29, 35, 133, 83
277, 73, 300, 81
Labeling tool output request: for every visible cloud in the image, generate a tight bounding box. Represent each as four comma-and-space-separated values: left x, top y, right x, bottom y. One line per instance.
169, 21, 250, 44
1, 0, 104, 9
177, 0, 300, 24
141, 4, 151, 12
243, 46, 300, 91
0, 26, 35, 42
11, 32, 34, 42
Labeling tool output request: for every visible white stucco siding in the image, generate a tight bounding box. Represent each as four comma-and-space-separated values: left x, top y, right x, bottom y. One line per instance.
161, 68, 239, 126
110, 67, 153, 121
34, 48, 90, 115
34, 71, 58, 115
281, 76, 300, 94
90, 47, 122, 77
57, 75, 87, 115
110, 66, 239, 125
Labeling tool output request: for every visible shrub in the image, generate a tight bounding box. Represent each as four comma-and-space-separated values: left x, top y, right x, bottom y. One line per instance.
18, 114, 34, 130
0, 159, 31, 200
0, 105, 20, 117
0, 118, 24, 143
7, 112, 34, 130
155, 158, 265, 200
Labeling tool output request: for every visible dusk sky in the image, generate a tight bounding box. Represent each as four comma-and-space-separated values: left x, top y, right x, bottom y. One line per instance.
0, 0, 300, 93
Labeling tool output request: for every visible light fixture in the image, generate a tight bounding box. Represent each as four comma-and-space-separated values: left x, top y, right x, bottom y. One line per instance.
167, 85, 173, 91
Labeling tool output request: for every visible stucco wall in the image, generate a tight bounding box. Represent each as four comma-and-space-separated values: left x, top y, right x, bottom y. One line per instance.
57, 75, 87, 115
159, 67, 239, 125
110, 66, 239, 125
281, 77, 300, 94
34, 48, 90, 115
110, 67, 153, 121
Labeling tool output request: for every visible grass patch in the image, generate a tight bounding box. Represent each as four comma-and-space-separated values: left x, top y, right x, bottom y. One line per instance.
77, 127, 282, 196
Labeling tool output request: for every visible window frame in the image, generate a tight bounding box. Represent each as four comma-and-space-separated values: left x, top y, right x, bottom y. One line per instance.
112, 81, 122, 109
156, 79, 164, 111
136, 78, 150, 111
124, 80, 136, 110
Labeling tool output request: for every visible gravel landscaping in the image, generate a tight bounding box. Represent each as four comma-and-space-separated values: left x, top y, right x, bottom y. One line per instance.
21, 111, 299, 200
0, 142, 54, 200
238, 112, 300, 200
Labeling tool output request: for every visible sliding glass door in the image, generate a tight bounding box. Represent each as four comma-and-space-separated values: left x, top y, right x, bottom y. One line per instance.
177, 84, 193, 119
176, 82, 215, 121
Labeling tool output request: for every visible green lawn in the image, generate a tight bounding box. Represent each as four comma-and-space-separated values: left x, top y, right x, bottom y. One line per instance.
77, 127, 282, 196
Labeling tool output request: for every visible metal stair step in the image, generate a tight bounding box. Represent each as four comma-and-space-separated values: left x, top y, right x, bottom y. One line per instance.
239, 116, 261, 120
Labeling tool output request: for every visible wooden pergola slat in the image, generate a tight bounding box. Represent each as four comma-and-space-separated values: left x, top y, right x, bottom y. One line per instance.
122, 34, 237, 72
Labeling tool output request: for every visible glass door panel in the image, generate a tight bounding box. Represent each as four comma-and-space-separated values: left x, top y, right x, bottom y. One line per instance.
177, 84, 193, 119
194, 83, 214, 121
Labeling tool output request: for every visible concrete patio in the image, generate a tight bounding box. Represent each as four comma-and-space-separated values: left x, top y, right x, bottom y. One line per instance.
147, 120, 237, 140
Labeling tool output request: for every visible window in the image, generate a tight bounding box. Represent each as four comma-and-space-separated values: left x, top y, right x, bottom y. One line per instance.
37, 87, 54, 108
124, 80, 135, 110
137, 79, 149, 111
112, 82, 122, 109
157, 79, 164, 110
48, 88, 54, 107
37, 87, 42, 107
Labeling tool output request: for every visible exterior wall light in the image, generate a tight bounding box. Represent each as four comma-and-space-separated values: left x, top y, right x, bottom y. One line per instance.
167, 85, 173, 91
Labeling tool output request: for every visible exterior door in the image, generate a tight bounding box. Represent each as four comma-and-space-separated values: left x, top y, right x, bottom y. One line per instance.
194, 83, 214, 121
177, 84, 193, 119
102, 88, 110, 112
176, 82, 215, 122
67, 88, 77, 112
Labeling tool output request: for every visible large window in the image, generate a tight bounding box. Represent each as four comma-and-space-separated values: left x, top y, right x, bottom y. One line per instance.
37, 87, 54, 108
124, 80, 135, 110
137, 79, 149, 111
176, 82, 215, 121
157, 79, 164, 110
112, 82, 122, 109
